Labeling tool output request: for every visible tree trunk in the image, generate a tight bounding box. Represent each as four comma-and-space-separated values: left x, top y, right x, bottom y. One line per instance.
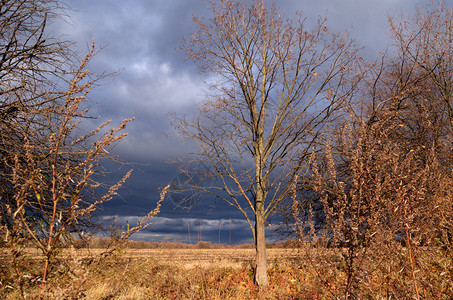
254, 107, 269, 287
255, 201, 269, 287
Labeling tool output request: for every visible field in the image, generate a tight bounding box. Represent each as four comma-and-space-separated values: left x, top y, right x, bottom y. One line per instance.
78, 248, 327, 299
2, 245, 452, 299
2, 247, 333, 299
77, 248, 299, 268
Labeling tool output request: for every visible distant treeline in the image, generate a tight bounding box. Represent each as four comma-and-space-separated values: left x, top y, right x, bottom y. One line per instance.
68, 237, 299, 249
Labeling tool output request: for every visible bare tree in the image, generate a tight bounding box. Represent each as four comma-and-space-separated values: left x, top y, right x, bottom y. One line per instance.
386, 1, 453, 132
2, 45, 135, 288
0, 1, 167, 295
0, 0, 74, 234
174, 0, 362, 286
288, 2, 453, 298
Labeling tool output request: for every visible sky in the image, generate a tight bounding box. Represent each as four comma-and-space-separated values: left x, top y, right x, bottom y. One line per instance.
52, 0, 428, 244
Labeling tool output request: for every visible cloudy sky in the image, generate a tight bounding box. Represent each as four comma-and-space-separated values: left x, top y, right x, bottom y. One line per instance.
53, 0, 427, 244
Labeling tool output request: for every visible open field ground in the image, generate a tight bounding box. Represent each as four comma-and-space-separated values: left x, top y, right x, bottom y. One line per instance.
21, 248, 301, 269
1, 247, 334, 299
8, 247, 302, 270
2, 246, 452, 299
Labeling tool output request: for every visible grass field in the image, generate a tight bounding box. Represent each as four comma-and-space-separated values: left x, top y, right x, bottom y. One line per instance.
14, 247, 301, 268
78, 248, 328, 299
86, 248, 300, 268
2, 247, 331, 299
2, 245, 452, 299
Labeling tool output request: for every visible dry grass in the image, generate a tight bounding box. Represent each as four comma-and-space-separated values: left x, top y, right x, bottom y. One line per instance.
2, 246, 451, 299
1, 247, 326, 299
94, 248, 299, 269
10, 247, 299, 268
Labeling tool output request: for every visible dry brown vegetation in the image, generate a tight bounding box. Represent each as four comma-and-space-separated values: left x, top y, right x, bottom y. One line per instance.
0, 1, 164, 297
0, 246, 366, 299
285, 2, 453, 298
2, 243, 451, 299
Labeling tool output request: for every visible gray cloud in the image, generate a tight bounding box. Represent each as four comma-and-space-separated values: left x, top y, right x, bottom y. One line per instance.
102, 215, 273, 244
49, 0, 432, 243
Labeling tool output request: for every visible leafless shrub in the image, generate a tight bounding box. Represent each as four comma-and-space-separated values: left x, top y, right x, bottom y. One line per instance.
0, 1, 167, 297
288, 2, 453, 298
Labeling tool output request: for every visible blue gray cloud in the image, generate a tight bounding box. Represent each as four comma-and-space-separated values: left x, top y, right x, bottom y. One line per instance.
51, 0, 429, 243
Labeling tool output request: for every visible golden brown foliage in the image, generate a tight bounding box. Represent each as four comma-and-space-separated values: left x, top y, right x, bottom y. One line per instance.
289, 2, 453, 298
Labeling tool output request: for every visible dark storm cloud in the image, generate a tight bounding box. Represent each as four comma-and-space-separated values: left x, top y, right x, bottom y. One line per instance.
56, 0, 210, 162
62, 0, 208, 69
105, 215, 261, 244
51, 0, 428, 243
99, 160, 255, 243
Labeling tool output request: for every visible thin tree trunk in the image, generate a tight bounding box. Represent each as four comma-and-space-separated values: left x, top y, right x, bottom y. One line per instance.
255, 200, 269, 287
